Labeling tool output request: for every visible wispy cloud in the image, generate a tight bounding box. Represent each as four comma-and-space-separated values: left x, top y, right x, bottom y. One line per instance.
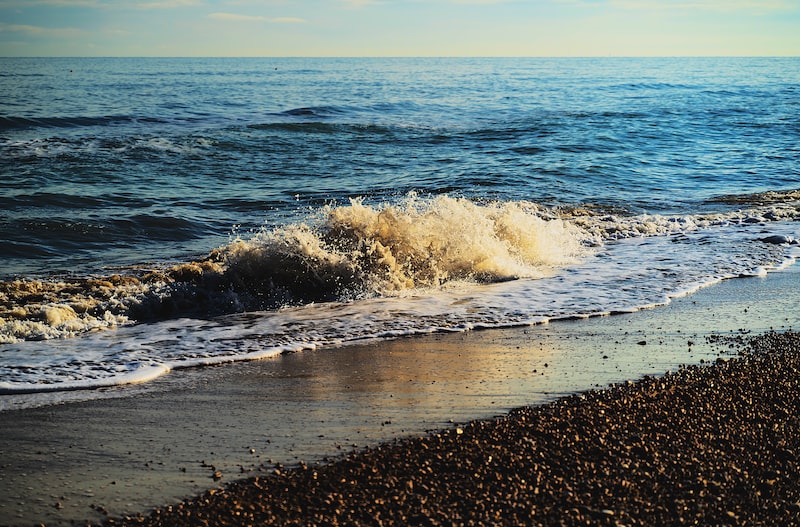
135, 0, 202, 9
49, 0, 104, 5
338, 0, 382, 7
0, 23, 82, 36
621, 0, 792, 9
0, 0, 105, 6
208, 12, 266, 21
558, 0, 796, 11
453, 0, 514, 4
0, 0, 201, 7
207, 12, 306, 23
269, 16, 306, 23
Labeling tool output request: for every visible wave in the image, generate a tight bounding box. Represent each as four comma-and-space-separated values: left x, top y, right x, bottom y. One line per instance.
0, 213, 211, 269
0, 114, 171, 131
1, 192, 799, 344
707, 189, 800, 206
216, 195, 588, 295
0, 195, 587, 343
1, 103, 387, 135
608, 82, 697, 92
277, 106, 349, 118
567, 188, 800, 241
1, 135, 216, 159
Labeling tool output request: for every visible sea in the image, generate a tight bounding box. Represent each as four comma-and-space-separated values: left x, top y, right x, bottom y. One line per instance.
1, 57, 799, 408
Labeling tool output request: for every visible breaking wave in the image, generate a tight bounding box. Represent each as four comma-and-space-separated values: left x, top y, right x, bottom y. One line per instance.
1, 191, 798, 344
0, 195, 588, 342
221, 195, 588, 295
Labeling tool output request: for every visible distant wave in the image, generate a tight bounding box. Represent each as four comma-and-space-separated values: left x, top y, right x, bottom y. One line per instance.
607, 82, 696, 91
1, 134, 216, 159
0, 115, 160, 131
277, 106, 349, 118
0, 104, 384, 133
276, 103, 428, 119
0, 114, 216, 132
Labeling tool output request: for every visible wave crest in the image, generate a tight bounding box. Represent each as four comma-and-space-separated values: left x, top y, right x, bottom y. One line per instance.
0, 196, 589, 342
219, 196, 589, 301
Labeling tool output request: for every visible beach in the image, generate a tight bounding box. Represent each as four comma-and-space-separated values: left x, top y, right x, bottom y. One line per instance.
1, 264, 797, 526
2, 55, 800, 527
105, 330, 800, 527
3, 57, 800, 526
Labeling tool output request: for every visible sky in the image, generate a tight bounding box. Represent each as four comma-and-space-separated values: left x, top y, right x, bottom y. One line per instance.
0, 0, 798, 57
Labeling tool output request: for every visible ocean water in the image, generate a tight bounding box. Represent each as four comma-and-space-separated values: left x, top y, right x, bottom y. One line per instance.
1, 57, 799, 404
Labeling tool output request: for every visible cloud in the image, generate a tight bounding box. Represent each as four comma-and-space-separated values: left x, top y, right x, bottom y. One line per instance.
270, 17, 306, 23
559, 0, 796, 10
52, 0, 105, 5
0, 23, 81, 36
0, 0, 105, 6
338, 0, 382, 7
0, 0, 201, 7
452, 0, 514, 4
135, 0, 202, 9
208, 12, 267, 21
207, 12, 306, 23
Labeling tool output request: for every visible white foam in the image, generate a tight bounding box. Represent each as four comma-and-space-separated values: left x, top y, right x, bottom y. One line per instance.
0, 361, 169, 395
219, 195, 590, 299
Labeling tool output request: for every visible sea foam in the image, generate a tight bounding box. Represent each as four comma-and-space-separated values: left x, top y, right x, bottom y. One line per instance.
220, 195, 589, 298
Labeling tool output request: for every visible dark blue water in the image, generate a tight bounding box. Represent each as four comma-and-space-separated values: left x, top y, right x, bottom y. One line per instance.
1, 57, 799, 396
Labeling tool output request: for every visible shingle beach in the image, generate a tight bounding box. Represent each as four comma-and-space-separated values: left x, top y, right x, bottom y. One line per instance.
102, 330, 800, 527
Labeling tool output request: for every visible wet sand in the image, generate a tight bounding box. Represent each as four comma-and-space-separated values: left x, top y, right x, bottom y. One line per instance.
0, 266, 798, 526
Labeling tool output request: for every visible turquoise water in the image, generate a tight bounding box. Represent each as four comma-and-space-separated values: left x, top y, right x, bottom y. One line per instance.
1, 57, 798, 398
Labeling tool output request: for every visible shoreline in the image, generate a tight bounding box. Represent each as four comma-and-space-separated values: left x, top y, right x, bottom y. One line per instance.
0, 265, 798, 526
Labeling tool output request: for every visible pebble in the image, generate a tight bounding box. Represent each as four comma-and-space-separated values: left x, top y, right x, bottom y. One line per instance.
99, 330, 800, 527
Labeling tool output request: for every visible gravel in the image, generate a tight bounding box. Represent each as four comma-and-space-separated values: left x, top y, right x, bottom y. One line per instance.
101, 330, 800, 527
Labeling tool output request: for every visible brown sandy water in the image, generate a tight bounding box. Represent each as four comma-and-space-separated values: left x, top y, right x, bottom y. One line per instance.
0, 266, 797, 527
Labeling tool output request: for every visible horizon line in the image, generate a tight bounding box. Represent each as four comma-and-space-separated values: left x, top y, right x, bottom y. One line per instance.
2, 54, 798, 59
